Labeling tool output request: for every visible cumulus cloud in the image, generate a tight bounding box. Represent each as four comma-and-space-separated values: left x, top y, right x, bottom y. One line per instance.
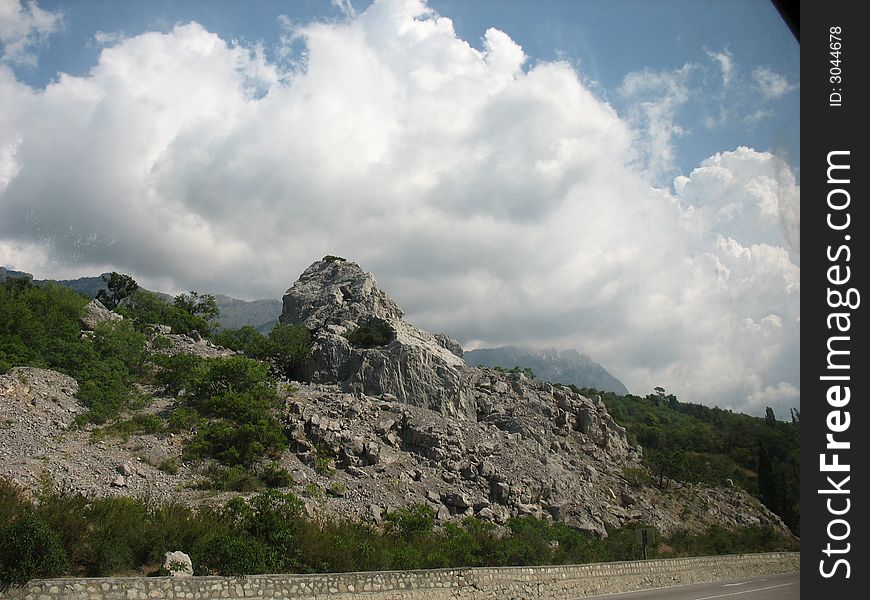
0, 0, 799, 417
0, 0, 61, 65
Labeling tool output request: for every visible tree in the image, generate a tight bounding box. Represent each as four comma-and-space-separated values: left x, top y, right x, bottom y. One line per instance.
171, 291, 220, 336
764, 407, 776, 426
645, 447, 688, 487
96, 273, 138, 310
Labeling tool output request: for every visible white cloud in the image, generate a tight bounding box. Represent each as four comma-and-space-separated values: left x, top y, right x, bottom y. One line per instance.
705, 48, 734, 86
753, 66, 794, 100
0, 0, 799, 417
0, 0, 61, 65
331, 0, 357, 19
618, 64, 693, 180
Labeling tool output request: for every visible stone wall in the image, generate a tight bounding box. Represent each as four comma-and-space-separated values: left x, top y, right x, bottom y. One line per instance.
1, 552, 798, 600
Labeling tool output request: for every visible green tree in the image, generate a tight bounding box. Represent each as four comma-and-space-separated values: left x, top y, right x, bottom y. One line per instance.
0, 516, 70, 588
95, 273, 139, 311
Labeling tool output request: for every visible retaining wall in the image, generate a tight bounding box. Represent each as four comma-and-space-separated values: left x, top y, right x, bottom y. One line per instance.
1, 552, 799, 600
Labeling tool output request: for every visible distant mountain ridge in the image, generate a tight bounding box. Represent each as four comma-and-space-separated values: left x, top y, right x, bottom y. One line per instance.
0, 267, 280, 333
464, 346, 629, 395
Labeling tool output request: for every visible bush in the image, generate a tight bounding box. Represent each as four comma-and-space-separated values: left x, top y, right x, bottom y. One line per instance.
0, 516, 70, 588
213, 324, 311, 378
213, 326, 270, 357
118, 289, 219, 337
192, 534, 275, 576
344, 319, 393, 349
158, 355, 287, 466
385, 504, 435, 540
92, 413, 164, 441
158, 458, 179, 475
196, 466, 263, 492
268, 324, 311, 377
259, 463, 293, 488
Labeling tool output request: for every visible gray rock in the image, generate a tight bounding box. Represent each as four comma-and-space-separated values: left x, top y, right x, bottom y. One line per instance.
368, 504, 383, 524
80, 299, 123, 331
441, 492, 471, 509
280, 258, 472, 417
163, 551, 193, 577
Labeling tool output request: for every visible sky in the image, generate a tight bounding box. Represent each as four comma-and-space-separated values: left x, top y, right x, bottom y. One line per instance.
0, 0, 799, 418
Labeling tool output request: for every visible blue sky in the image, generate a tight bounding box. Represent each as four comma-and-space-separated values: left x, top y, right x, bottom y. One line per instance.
0, 0, 800, 416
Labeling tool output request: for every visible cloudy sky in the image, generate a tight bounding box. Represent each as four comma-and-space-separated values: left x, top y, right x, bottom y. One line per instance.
0, 0, 799, 417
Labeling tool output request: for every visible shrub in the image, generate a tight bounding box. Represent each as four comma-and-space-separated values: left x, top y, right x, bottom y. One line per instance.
158, 458, 179, 475
268, 324, 311, 377
213, 324, 311, 379
0, 516, 70, 588
258, 463, 293, 488
118, 289, 219, 337
344, 319, 393, 349
385, 504, 435, 540
213, 326, 270, 358
192, 534, 275, 576
196, 466, 263, 492
92, 413, 164, 441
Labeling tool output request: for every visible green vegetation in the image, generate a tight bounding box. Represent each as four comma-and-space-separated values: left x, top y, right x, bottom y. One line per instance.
344, 319, 393, 349
564, 385, 800, 535
156, 354, 288, 466
493, 366, 536, 379
91, 413, 164, 442
0, 278, 150, 423
213, 323, 311, 378
95, 272, 139, 310
0, 478, 797, 587
117, 289, 219, 336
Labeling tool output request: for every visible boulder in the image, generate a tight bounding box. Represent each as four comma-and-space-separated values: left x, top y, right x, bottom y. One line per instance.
163, 551, 193, 577
80, 299, 123, 331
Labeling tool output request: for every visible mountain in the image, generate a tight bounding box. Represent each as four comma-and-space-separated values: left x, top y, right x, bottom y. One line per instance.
212, 294, 281, 332
1, 256, 791, 542
465, 346, 629, 395
0, 266, 33, 281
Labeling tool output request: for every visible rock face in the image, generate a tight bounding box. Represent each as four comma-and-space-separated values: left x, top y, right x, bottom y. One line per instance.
80, 299, 124, 331
280, 258, 472, 417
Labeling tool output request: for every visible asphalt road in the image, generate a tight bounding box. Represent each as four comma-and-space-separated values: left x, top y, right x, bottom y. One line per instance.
568, 572, 799, 600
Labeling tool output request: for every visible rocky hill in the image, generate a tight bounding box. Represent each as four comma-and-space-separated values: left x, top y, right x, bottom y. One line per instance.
0, 257, 790, 540
464, 346, 629, 395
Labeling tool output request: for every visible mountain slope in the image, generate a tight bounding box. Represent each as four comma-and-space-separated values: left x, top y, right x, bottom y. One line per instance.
465, 346, 629, 395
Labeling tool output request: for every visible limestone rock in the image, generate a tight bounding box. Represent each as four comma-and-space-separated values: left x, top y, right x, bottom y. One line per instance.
80, 299, 123, 331
163, 551, 193, 577
280, 258, 472, 417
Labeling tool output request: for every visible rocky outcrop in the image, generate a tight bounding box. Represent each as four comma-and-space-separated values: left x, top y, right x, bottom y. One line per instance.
0, 258, 794, 543
80, 299, 124, 331
280, 258, 472, 417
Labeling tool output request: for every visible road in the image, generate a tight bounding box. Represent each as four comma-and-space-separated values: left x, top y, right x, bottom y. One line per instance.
568, 572, 799, 600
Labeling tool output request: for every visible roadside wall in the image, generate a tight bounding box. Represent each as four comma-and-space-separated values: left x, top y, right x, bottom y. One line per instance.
1, 552, 799, 600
